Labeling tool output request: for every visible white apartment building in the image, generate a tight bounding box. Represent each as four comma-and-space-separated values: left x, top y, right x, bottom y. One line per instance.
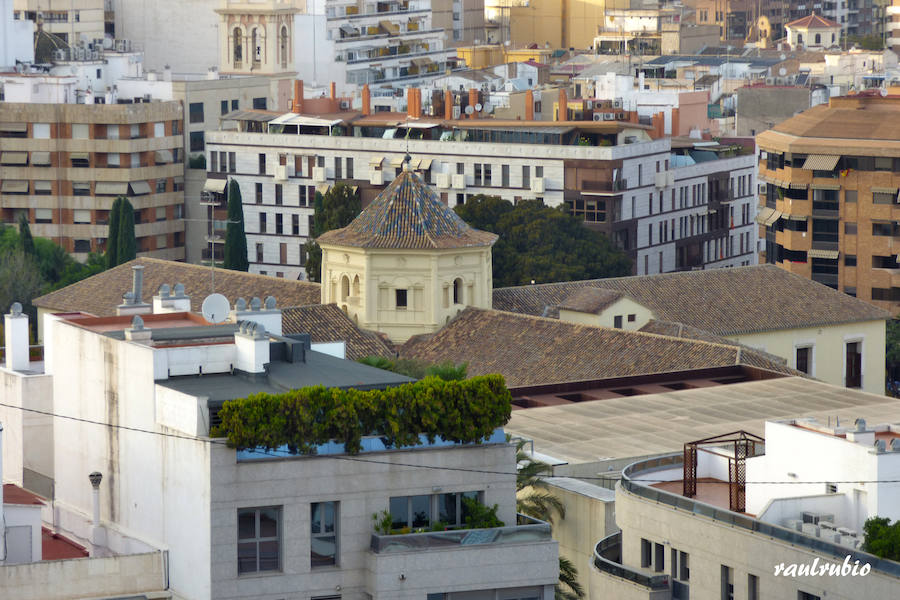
0, 0, 33, 70
0, 270, 559, 600
205, 109, 757, 280
594, 420, 900, 600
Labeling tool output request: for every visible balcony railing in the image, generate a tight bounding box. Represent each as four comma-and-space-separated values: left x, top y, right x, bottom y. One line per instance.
593, 531, 670, 590
621, 454, 900, 579
370, 514, 551, 554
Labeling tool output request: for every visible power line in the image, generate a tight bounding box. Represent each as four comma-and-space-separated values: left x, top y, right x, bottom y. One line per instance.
2, 400, 900, 486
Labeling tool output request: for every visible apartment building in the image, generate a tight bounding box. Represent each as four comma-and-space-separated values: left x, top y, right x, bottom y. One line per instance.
0, 101, 185, 261
431, 0, 485, 46
205, 95, 758, 280
0, 276, 559, 600
595, 418, 900, 599
12, 0, 105, 43
756, 94, 900, 315
890, 0, 900, 53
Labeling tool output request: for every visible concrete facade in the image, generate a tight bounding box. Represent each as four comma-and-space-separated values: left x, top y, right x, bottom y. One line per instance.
735, 85, 811, 138
12, 0, 105, 43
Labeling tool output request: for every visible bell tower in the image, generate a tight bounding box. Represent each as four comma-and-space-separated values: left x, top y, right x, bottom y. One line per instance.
217, 1, 300, 76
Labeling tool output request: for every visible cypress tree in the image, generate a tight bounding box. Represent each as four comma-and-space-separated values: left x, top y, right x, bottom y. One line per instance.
115, 198, 137, 264
18, 212, 35, 257
223, 180, 249, 271
106, 196, 122, 267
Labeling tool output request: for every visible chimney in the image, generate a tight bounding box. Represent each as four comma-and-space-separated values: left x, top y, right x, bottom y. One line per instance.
153, 283, 191, 313
525, 89, 534, 120
132, 264, 144, 304
4, 302, 29, 371
234, 321, 270, 373
116, 265, 151, 316
230, 296, 282, 336
557, 87, 568, 121
293, 79, 304, 114
362, 84, 371, 116
88, 471, 106, 549
444, 89, 453, 120
330, 81, 336, 99
469, 88, 478, 118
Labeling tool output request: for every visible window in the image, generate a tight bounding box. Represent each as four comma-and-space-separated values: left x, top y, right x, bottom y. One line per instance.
232, 99, 239, 111
502, 164, 510, 187
798, 593, 821, 600
156, 234, 167, 249
238, 507, 280, 574
190, 131, 205, 151
280, 243, 287, 263
73, 209, 91, 224
613, 315, 623, 328
522, 165, 530, 187
229, 152, 236, 172
873, 222, 897, 237
275, 213, 283, 234
189, 102, 204, 124
156, 206, 167, 221
255, 183, 263, 204
335, 157, 342, 180
130, 124, 141, 139
627, 314, 636, 322
300, 245, 308, 265
253, 97, 267, 110
275, 184, 283, 205
156, 179, 167, 193
72, 123, 89, 139
71, 153, 90, 168
474, 163, 482, 186
796, 346, 812, 374
346, 157, 353, 179
846, 341, 862, 388
654, 543, 664, 572
395, 289, 408, 309
641, 539, 651, 568
260, 212, 267, 233
292, 214, 300, 235
256, 243, 264, 262
259, 153, 266, 175
390, 494, 430, 529
535, 166, 543, 178
221, 100, 228, 115
484, 163, 492, 185
845, 190, 857, 203
73, 182, 91, 196
33, 123, 50, 138
73, 239, 91, 253
873, 191, 895, 204
679, 551, 689, 581
845, 254, 857, 266
845, 222, 857, 235
748, 574, 758, 600
721, 565, 734, 600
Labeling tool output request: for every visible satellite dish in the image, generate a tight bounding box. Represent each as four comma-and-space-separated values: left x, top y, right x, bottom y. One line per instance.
780, 53, 786, 61
475, 102, 483, 111
779, 67, 787, 76
464, 105, 475, 115
201, 293, 230, 324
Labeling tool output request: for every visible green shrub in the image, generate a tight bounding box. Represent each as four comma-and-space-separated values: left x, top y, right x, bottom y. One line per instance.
462, 496, 504, 529
212, 374, 512, 455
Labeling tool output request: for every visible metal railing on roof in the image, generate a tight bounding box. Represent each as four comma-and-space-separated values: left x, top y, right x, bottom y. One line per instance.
593, 531, 670, 590
370, 513, 552, 553
621, 454, 900, 579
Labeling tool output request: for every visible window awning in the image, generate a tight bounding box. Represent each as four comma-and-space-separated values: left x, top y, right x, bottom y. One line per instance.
408, 158, 421, 169
801, 154, 840, 171
155, 149, 173, 163
811, 183, 841, 190
0, 151, 28, 165
411, 57, 434, 67
871, 187, 898, 194
70, 152, 90, 161
369, 156, 384, 167
0, 122, 26, 132
789, 182, 808, 190
95, 181, 128, 195
807, 249, 839, 260
379, 20, 399, 34
316, 184, 332, 195
756, 207, 782, 226
1, 180, 28, 193
203, 178, 228, 193
129, 181, 152, 196
268, 113, 343, 128
787, 214, 808, 221
418, 157, 433, 170
34, 181, 52, 192
340, 24, 358, 36
31, 151, 51, 165
389, 156, 406, 167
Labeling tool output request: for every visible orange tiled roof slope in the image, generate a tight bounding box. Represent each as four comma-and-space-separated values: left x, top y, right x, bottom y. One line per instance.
317, 168, 497, 250
33, 258, 321, 317
785, 13, 840, 29
281, 304, 395, 360
768, 96, 900, 141
492, 264, 889, 335
399, 307, 799, 387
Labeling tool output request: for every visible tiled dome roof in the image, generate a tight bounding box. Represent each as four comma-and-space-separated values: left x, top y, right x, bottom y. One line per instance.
317, 165, 498, 250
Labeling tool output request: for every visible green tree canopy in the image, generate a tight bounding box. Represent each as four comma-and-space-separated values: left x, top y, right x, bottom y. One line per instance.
455, 196, 631, 287
863, 516, 900, 561
106, 197, 122, 267
305, 183, 362, 282
18, 212, 35, 257
224, 180, 249, 271
115, 198, 136, 265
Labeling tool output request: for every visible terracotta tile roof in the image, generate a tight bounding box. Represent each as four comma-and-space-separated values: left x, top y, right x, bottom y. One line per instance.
492, 265, 889, 335
762, 96, 900, 142
399, 308, 797, 387
558, 288, 624, 314
785, 13, 840, 29
317, 168, 498, 250
42, 527, 89, 560
33, 258, 321, 317
3, 484, 45, 505
281, 304, 395, 360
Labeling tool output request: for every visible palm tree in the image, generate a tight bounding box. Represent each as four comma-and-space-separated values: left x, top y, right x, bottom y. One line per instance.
515, 439, 584, 599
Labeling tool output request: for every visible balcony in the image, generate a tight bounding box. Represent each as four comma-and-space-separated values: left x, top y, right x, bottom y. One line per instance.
592, 531, 671, 598
367, 514, 558, 597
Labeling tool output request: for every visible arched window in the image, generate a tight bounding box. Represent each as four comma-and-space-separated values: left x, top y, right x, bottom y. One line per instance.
280, 25, 289, 68
452, 278, 463, 304
352, 274, 360, 297
797, 33, 803, 44
233, 27, 242, 66
832, 33, 836, 43
340, 275, 350, 301
252, 28, 261, 63
815, 33, 821, 44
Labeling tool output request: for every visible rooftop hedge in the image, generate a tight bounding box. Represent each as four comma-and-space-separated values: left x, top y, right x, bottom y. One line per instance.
211, 374, 512, 455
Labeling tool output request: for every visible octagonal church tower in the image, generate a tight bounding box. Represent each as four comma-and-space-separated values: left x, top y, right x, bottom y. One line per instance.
317, 159, 497, 343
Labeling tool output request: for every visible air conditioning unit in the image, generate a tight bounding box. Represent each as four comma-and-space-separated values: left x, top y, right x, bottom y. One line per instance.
530, 177, 545, 194
274, 165, 288, 181
613, 98, 622, 108
312, 166, 326, 183
618, 112, 626, 119
602, 112, 614, 121
592, 113, 603, 122
452, 173, 466, 189
370, 169, 384, 185
759, 183, 767, 194
436, 172, 451, 188
585, 100, 594, 110
54, 48, 68, 61
340, 100, 350, 110
802, 512, 835, 525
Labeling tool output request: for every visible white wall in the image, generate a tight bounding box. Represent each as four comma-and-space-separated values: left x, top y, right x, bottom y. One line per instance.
0, 0, 33, 69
